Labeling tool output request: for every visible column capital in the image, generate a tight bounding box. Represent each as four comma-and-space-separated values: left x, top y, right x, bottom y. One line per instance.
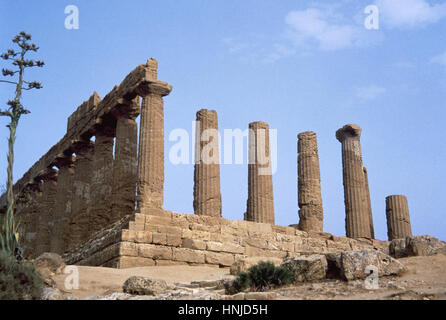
297, 131, 317, 140
336, 124, 362, 142
137, 80, 172, 97
249, 121, 269, 130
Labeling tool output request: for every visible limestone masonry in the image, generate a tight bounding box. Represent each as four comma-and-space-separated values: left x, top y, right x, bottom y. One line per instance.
0, 59, 414, 268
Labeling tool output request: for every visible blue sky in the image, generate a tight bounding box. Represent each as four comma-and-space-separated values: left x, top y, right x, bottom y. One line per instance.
0, 0, 445, 241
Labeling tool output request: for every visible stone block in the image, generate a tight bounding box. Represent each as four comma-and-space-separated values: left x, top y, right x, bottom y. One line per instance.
205, 251, 234, 266
182, 238, 207, 250
138, 244, 172, 260
172, 248, 205, 264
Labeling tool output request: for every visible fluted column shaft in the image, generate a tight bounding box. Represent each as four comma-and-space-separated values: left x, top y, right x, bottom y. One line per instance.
36, 169, 58, 255
363, 167, 375, 239
51, 156, 75, 254
193, 109, 222, 216
68, 141, 94, 248
111, 116, 138, 221
89, 130, 114, 235
386, 195, 412, 240
336, 124, 371, 239
297, 131, 323, 232
137, 93, 164, 209
246, 121, 275, 224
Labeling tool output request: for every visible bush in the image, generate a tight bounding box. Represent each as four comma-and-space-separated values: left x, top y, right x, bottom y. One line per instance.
226, 261, 294, 294
0, 250, 43, 300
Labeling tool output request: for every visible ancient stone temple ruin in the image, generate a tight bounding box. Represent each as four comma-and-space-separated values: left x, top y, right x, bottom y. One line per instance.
0, 59, 413, 268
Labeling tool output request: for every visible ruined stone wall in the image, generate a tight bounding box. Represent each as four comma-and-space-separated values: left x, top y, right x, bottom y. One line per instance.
0, 59, 172, 258
63, 209, 389, 269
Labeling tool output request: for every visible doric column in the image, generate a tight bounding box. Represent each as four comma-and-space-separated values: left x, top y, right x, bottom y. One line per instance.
336, 124, 371, 239
68, 140, 94, 248
246, 121, 275, 224
51, 155, 75, 254
363, 167, 375, 239
36, 169, 58, 255
16, 183, 41, 257
89, 127, 114, 235
386, 195, 412, 240
111, 115, 138, 221
136, 65, 172, 210
193, 109, 222, 216
297, 131, 323, 232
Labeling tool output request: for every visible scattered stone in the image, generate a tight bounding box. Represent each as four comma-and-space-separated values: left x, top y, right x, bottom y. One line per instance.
122, 276, 172, 296
406, 235, 446, 257
389, 235, 446, 258
333, 250, 406, 280
41, 288, 63, 300
281, 255, 327, 282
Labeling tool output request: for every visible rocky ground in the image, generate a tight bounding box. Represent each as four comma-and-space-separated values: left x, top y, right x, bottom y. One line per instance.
41, 253, 446, 300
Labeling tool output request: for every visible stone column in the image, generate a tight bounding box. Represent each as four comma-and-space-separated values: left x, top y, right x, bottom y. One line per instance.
336, 124, 371, 239
193, 109, 222, 216
89, 128, 114, 235
246, 121, 275, 224
68, 140, 94, 248
386, 195, 412, 240
111, 116, 138, 221
136, 80, 172, 210
36, 169, 58, 255
297, 131, 323, 232
16, 183, 41, 257
51, 155, 75, 254
363, 167, 375, 239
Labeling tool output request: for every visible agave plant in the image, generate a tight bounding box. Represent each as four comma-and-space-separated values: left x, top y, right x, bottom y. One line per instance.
0, 31, 44, 257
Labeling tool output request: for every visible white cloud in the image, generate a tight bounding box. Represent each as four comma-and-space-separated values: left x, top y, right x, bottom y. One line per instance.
375, 0, 446, 28
285, 8, 360, 51
356, 85, 386, 101
431, 51, 446, 67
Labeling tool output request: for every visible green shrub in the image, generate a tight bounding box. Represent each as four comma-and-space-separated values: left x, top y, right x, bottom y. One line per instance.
226, 271, 251, 295
226, 261, 295, 294
248, 261, 294, 291
0, 250, 43, 300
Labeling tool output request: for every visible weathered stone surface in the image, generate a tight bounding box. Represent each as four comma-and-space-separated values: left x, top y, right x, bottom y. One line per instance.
327, 250, 406, 281
89, 129, 114, 235
230, 257, 283, 275
111, 115, 138, 221
193, 109, 222, 217
406, 235, 446, 257
389, 238, 408, 258
386, 195, 412, 241
281, 255, 327, 282
33, 252, 66, 275
51, 156, 75, 254
122, 276, 171, 295
336, 124, 372, 239
246, 121, 275, 224
205, 251, 234, 266
35, 170, 58, 256
69, 140, 94, 249
297, 131, 323, 232
41, 288, 63, 300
